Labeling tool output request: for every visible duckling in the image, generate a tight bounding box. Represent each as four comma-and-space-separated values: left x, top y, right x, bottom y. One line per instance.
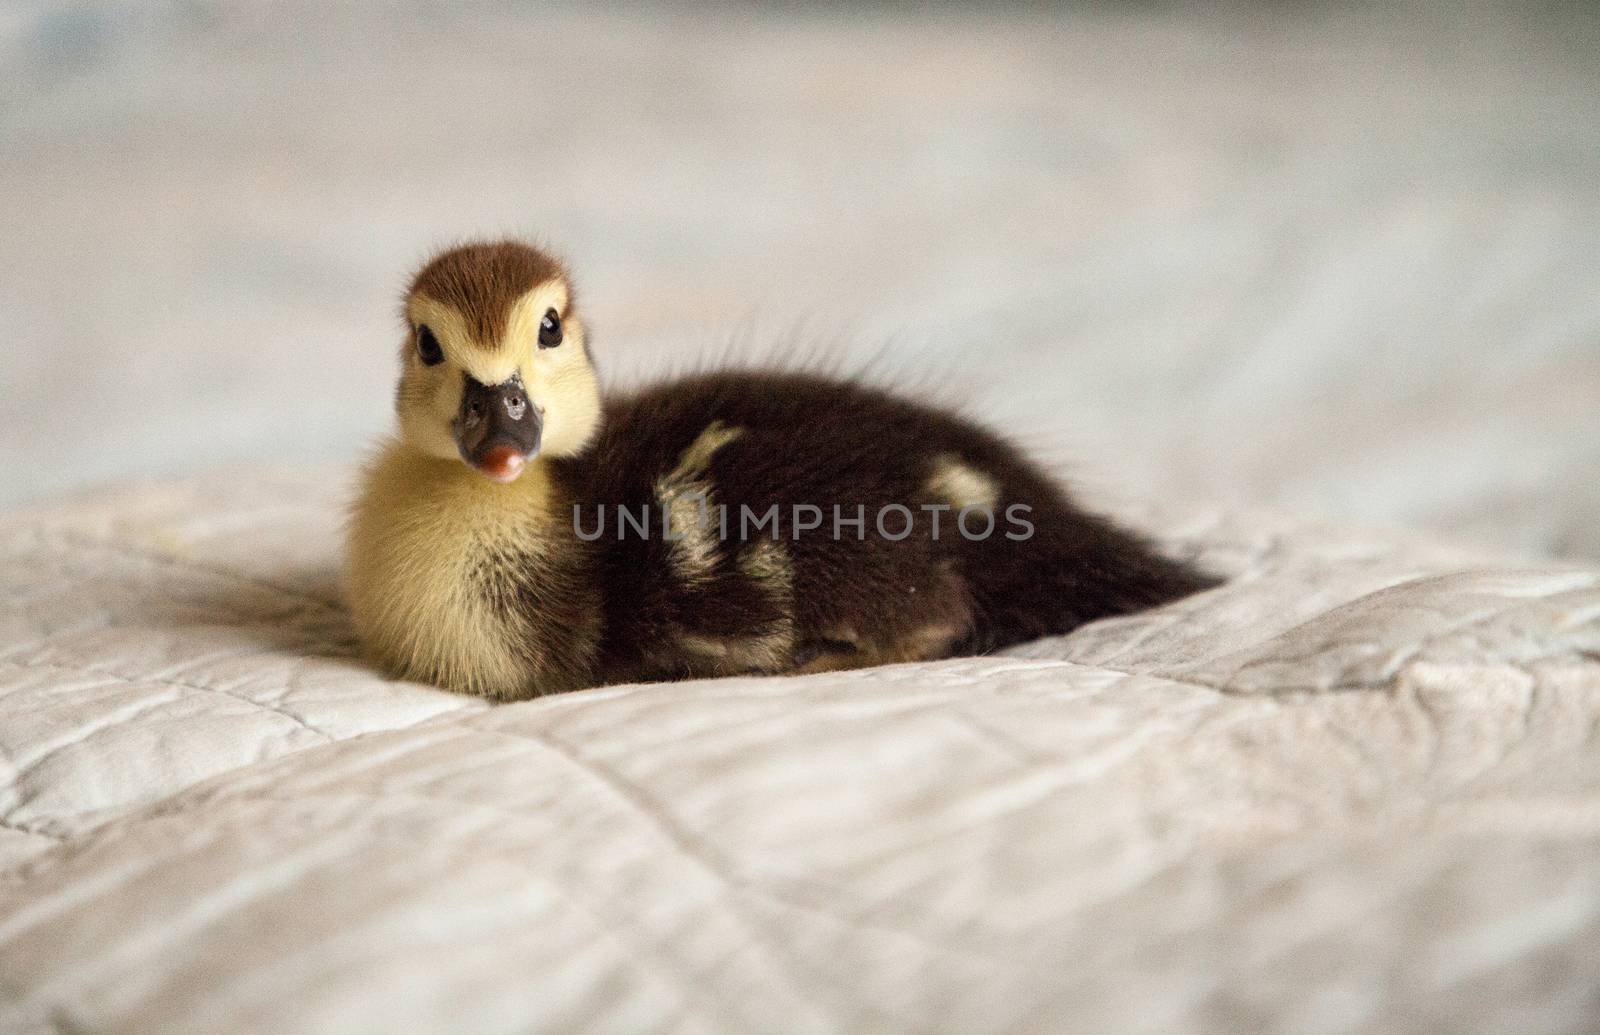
346, 240, 1215, 700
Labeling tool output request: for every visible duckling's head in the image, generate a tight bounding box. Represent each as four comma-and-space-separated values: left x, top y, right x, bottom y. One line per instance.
396, 240, 601, 483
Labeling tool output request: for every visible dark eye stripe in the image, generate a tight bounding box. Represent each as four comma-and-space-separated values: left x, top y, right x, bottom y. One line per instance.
416, 325, 444, 365
538, 308, 563, 349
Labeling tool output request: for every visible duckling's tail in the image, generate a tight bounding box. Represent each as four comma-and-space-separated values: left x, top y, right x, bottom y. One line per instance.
960, 506, 1219, 654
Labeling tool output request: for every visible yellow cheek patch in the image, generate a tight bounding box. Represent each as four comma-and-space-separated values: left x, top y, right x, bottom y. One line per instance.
394, 365, 460, 460
531, 358, 601, 456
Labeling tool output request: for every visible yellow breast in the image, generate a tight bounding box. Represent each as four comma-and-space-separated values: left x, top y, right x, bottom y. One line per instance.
345, 441, 563, 699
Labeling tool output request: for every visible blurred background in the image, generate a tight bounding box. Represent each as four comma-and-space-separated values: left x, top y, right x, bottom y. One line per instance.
3, 1, 1597, 559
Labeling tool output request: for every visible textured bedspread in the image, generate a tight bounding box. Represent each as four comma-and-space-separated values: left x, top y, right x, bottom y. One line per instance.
3, 471, 1597, 1034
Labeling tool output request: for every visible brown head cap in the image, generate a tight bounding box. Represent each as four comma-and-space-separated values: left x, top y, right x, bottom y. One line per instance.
407, 241, 569, 346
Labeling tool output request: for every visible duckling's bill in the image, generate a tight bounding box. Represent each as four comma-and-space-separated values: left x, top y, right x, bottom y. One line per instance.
455, 371, 541, 483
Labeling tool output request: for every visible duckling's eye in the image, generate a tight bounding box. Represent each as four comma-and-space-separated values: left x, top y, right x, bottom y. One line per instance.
538, 309, 563, 349
416, 325, 444, 366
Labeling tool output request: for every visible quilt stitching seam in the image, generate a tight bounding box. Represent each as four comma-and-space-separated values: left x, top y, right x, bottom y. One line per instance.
22, 530, 348, 614
0, 658, 338, 745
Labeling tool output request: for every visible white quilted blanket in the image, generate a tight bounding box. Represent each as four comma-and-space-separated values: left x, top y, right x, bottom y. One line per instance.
3, 470, 1598, 1034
